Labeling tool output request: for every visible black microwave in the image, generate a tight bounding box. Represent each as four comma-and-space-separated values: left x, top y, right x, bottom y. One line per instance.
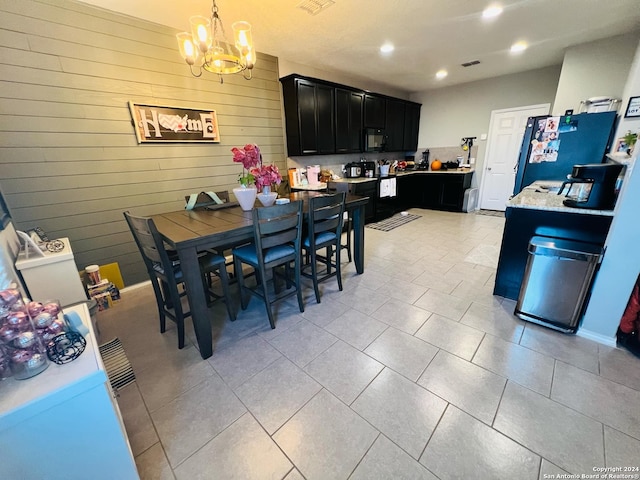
365, 128, 387, 152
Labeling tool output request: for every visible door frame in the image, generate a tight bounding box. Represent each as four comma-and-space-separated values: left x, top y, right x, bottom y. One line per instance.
478, 103, 550, 210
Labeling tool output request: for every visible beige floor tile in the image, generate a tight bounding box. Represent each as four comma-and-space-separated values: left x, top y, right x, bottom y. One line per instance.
365, 327, 438, 381
418, 350, 506, 424
351, 435, 438, 480
117, 383, 159, 457
473, 334, 555, 396
234, 356, 321, 434
375, 279, 429, 305
151, 375, 246, 467
274, 389, 378, 480
324, 308, 388, 350
412, 270, 460, 294
460, 301, 525, 343
352, 368, 447, 459
604, 426, 640, 468
551, 361, 640, 440
538, 459, 570, 480
494, 382, 604, 474
414, 289, 471, 321
421, 406, 540, 480
135, 442, 175, 480
304, 340, 384, 405
451, 280, 503, 308
598, 344, 640, 391
174, 413, 292, 480
371, 298, 431, 334
414, 313, 485, 360
266, 320, 337, 368
135, 345, 215, 412
519, 323, 600, 374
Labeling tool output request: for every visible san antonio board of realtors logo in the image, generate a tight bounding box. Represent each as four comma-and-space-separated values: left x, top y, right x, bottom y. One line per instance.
128, 102, 221, 143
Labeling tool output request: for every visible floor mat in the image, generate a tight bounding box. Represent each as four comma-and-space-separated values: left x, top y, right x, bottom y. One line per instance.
366, 213, 421, 232
98, 337, 136, 390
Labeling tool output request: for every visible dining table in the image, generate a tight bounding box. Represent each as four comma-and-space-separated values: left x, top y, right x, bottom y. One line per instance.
151, 191, 369, 359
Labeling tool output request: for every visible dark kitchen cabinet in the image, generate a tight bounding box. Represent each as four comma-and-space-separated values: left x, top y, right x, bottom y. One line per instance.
353, 181, 377, 223
335, 88, 363, 153
399, 172, 472, 211
385, 99, 406, 152
364, 94, 386, 129
281, 76, 335, 156
403, 102, 421, 151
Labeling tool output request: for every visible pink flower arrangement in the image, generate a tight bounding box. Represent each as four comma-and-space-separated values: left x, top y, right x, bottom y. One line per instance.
231, 144, 282, 190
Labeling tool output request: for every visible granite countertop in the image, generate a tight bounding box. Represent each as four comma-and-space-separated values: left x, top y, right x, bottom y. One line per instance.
291, 182, 327, 190
508, 182, 615, 217
396, 168, 474, 176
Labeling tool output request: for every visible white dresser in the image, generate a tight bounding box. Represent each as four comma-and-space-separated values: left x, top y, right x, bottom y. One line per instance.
0, 303, 139, 479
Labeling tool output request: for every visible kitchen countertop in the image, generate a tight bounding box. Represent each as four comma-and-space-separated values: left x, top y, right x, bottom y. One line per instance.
291, 182, 327, 190
396, 168, 474, 176
508, 182, 615, 217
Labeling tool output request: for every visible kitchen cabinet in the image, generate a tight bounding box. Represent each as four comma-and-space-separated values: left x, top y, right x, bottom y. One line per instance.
280, 74, 421, 156
281, 76, 335, 156
403, 102, 421, 151
494, 207, 612, 300
335, 88, 363, 153
399, 172, 472, 211
364, 94, 386, 129
385, 99, 406, 152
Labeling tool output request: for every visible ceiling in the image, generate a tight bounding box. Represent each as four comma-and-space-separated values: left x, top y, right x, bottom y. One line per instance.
78, 0, 640, 93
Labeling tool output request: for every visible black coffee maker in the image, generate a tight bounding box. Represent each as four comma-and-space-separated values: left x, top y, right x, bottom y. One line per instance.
558, 163, 623, 210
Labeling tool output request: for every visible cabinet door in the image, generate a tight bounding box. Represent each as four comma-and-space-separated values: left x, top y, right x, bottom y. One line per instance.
336, 89, 363, 153
364, 94, 385, 129
385, 99, 406, 152
439, 176, 464, 210
403, 102, 421, 151
297, 80, 318, 154
315, 83, 335, 154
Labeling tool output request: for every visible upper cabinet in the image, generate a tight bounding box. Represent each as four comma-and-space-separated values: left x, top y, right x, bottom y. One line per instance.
385, 98, 406, 152
403, 102, 421, 152
335, 88, 364, 153
280, 74, 421, 156
281, 76, 335, 156
363, 94, 386, 129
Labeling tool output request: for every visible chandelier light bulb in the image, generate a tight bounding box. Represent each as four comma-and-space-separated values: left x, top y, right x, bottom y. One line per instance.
482, 5, 503, 19
436, 69, 448, 79
510, 41, 527, 53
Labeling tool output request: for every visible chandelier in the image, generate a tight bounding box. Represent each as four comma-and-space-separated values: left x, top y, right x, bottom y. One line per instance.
176, 0, 255, 82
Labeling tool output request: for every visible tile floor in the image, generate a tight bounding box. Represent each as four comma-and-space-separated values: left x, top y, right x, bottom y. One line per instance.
98, 208, 640, 480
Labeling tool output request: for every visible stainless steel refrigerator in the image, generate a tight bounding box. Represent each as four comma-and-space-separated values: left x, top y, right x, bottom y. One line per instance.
512, 111, 617, 194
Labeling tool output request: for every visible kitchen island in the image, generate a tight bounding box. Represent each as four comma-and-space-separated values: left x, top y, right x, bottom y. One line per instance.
396, 168, 474, 212
494, 183, 614, 301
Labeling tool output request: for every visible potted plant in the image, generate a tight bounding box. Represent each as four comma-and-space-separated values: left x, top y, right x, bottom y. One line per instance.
623, 130, 637, 155
231, 144, 282, 209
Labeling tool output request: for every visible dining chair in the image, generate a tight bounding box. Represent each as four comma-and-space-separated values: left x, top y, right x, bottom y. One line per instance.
123, 211, 235, 349
232, 200, 304, 329
301, 192, 346, 303
326, 183, 352, 262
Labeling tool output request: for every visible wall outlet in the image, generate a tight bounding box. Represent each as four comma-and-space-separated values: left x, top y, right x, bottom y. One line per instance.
470, 157, 476, 165
480, 133, 487, 141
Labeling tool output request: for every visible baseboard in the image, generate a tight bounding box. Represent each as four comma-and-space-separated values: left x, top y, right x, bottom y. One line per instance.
576, 328, 617, 347
120, 280, 151, 293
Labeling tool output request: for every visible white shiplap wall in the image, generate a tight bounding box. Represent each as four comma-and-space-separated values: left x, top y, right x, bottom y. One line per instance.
0, 0, 286, 286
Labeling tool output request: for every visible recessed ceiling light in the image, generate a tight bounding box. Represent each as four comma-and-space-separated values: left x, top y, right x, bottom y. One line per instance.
510, 41, 527, 53
482, 5, 503, 19
380, 43, 394, 54
436, 69, 448, 80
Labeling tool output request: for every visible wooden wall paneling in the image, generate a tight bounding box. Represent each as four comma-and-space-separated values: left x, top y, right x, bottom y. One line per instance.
0, 0, 285, 286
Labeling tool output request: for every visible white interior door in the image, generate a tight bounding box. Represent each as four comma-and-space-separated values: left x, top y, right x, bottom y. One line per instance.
479, 104, 550, 211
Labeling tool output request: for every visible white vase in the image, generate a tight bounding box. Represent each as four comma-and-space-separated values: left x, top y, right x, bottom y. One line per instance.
233, 186, 257, 211
257, 191, 278, 207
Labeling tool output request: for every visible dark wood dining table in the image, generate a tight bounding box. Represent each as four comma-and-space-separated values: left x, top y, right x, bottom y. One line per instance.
151, 191, 369, 359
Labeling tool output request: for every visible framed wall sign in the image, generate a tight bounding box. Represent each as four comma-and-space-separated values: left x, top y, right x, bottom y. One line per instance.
128, 102, 221, 143
624, 96, 640, 118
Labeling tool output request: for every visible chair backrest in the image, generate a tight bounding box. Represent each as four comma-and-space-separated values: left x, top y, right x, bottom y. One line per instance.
308, 192, 345, 241
123, 211, 175, 281
252, 200, 303, 256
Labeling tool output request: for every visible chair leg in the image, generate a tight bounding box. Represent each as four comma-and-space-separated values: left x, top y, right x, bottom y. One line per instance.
311, 248, 321, 304
168, 282, 186, 349
345, 218, 352, 263
294, 255, 305, 313
151, 278, 167, 333
260, 271, 276, 329
234, 256, 249, 310
218, 264, 236, 321
335, 241, 343, 292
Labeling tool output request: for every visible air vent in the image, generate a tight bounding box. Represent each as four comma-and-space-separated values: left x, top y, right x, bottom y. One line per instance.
297, 0, 335, 15
461, 60, 481, 67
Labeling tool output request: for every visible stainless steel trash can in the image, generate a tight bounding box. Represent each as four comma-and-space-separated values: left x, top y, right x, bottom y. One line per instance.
515, 236, 602, 333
